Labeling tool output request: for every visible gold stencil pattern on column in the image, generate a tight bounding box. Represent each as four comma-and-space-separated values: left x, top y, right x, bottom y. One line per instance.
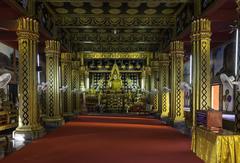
170, 41, 184, 122
14, 17, 44, 140
159, 53, 170, 118
191, 18, 211, 126
44, 40, 63, 126
151, 60, 160, 112
72, 59, 81, 114
234, 2, 240, 132
153, 72, 159, 112
61, 53, 73, 117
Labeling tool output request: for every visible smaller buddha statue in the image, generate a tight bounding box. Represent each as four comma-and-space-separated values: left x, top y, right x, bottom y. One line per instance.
107, 63, 122, 92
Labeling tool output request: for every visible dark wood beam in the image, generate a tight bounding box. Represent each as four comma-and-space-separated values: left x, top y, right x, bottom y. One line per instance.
55, 15, 176, 29
0, 20, 17, 31
37, 0, 192, 3
0, 31, 17, 41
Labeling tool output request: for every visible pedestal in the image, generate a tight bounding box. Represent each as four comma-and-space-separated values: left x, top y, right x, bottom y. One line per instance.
13, 126, 45, 140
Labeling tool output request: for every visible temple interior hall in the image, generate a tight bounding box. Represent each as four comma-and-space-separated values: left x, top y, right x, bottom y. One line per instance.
0, 0, 240, 163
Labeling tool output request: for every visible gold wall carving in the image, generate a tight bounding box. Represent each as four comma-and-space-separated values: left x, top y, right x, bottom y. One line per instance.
81, 52, 151, 59
74, 44, 160, 52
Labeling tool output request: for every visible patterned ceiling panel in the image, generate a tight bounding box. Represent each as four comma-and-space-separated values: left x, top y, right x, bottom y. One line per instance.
70, 32, 163, 43
40, 0, 192, 52
73, 43, 161, 52
49, 2, 181, 15
69, 28, 162, 34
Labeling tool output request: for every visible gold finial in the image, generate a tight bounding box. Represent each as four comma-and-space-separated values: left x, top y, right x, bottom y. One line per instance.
45, 40, 60, 55
17, 17, 39, 40
61, 53, 72, 61
191, 18, 211, 34
236, 0, 240, 13
170, 41, 184, 57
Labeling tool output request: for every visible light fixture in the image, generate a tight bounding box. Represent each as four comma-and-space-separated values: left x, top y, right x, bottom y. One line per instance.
235, 28, 239, 76
113, 29, 117, 35
189, 55, 192, 84
37, 53, 41, 84
0, 27, 9, 31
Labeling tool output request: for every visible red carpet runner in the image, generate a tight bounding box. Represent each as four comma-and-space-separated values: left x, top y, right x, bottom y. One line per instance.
1, 116, 203, 163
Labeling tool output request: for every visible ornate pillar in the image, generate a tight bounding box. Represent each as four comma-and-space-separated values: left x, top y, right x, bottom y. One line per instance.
235, 1, 240, 132
85, 71, 90, 90
144, 66, 151, 111
72, 58, 81, 114
237, 0, 240, 13
13, 17, 45, 140
170, 41, 185, 123
77, 53, 87, 113
141, 70, 146, 90
151, 60, 160, 113
159, 53, 170, 118
61, 53, 73, 118
145, 66, 151, 92
191, 19, 211, 127
43, 40, 64, 127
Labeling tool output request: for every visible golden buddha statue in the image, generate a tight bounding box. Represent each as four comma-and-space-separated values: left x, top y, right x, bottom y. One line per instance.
107, 63, 122, 92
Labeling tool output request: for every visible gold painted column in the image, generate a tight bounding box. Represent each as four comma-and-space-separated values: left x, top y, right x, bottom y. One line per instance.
191, 19, 211, 127
144, 66, 151, 112
145, 66, 151, 92
170, 41, 185, 123
234, 1, 240, 132
61, 53, 73, 118
151, 60, 160, 113
79, 53, 86, 92
141, 70, 146, 90
159, 53, 170, 118
85, 70, 90, 90
43, 40, 64, 127
13, 17, 45, 140
72, 59, 81, 114
79, 66, 86, 113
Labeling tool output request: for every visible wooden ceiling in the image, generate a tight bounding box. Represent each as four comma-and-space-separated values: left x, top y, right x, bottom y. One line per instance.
178, 0, 238, 54
37, 0, 191, 52
0, 0, 238, 53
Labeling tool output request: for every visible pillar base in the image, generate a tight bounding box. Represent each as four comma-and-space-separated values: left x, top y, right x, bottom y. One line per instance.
63, 112, 75, 121
74, 110, 81, 115
161, 113, 169, 119
166, 118, 175, 126
13, 126, 45, 141
153, 112, 161, 119
174, 117, 185, 124
43, 117, 64, 128
173, 120, 189, 135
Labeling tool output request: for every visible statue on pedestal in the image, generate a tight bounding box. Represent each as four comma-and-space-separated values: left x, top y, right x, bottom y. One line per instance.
107, 63, 122, 92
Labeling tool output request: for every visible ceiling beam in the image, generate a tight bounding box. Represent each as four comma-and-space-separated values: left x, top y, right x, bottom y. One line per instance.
73, 43, 161, 52
55, 15, 175, 28
70, 32, 163, 43
37, 0, 192, 3
0, 31, 17, 41
74, 41, 160, 44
